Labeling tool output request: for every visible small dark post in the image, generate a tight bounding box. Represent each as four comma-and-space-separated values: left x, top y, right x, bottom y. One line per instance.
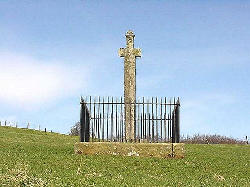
93, 98, 96, 141
152, 114, 155, 142
102, 97, 105, 141
45, 128, 46, 132
151, 97, 154, 142
171, 110, 175, 143
85, 100, 90, 142
171, 98, 176, 143
175, 98, 180, 143
147, 98, 150, 142
80, 97, 85, 142
80, 97, 90, 142
160, 97, 163, 142
148, 113, 151, 142
120, 97, 124, 142
106, 97, 109, 141
116, 98, 118, 141
156, 97, 158, 142
111, 97, 114, 141
169, 99, 172, 142
140, 113, 143, 141
167, 114, 170, 141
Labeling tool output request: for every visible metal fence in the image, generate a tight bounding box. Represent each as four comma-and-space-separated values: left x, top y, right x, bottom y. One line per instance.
80, 96, 180, 143
0, 120, 52, 133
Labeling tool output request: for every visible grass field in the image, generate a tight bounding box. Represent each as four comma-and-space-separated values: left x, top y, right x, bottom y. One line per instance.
0, 126, 249, 186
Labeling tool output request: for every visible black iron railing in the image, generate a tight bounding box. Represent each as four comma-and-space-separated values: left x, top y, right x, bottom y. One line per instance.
80, 96, 180, 143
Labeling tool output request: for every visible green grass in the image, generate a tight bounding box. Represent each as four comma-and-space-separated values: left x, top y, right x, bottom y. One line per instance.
0, 126, 249, 186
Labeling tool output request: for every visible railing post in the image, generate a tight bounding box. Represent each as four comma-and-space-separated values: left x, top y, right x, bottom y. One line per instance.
85, 104, 90, 142
171, 98, 176, 143
80, 98, 85, 142
175, 99, 180, 143
80, 97, 90, 142
171, 110, 175, 143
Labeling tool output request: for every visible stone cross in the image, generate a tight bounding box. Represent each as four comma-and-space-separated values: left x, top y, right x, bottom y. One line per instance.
118, 30, 141, 142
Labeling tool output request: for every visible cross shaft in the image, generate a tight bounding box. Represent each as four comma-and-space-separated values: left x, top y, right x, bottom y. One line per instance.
119, 30, 141, 142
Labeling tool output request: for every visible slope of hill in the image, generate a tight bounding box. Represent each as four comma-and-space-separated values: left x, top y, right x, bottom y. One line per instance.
0, 126, 249, 186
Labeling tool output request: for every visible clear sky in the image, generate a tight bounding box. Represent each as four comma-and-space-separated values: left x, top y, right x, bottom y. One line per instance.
0, 1, 249, 139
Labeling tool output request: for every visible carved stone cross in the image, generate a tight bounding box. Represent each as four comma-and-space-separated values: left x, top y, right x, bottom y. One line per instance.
119, 30, 141, 142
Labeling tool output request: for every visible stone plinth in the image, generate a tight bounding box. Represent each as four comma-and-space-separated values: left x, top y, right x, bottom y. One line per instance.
74, 142, 184, 158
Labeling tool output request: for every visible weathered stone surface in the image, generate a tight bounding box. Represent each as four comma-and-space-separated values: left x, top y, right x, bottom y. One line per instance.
119, 30, 141, 142
75, 142, 185, 158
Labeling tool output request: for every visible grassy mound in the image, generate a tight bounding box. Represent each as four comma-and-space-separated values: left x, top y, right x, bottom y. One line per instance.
0, 126, 249, 186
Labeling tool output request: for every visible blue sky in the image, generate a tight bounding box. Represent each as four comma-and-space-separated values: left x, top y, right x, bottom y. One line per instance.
0, 1, 249, 139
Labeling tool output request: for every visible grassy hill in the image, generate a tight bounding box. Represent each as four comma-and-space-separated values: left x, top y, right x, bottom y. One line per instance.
0, 126, 249, 186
